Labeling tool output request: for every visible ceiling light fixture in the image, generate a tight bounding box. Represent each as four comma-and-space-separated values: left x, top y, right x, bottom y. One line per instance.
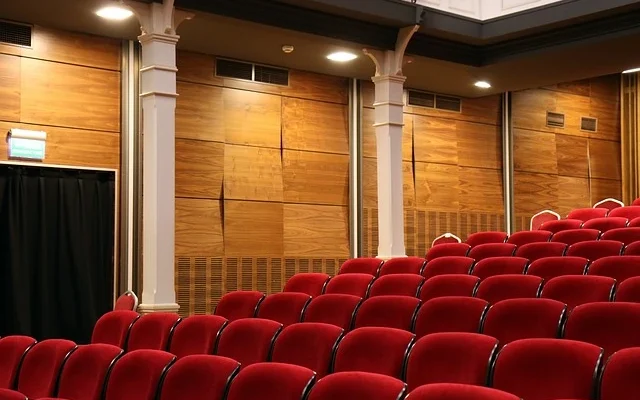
623, 67, 640, 74
474, 80, 492, 89
327, 51, 358, 62
96, 5, 133, 21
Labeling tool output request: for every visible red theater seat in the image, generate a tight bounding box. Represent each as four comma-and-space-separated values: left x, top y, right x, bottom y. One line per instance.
272, 323, 343, 377
91, 310, 139, 349
539, 218, 583, 233
114, 291, 139, 311
127, 313, 181, 351
599, 347, 640, 400
306, 372, 406, 400
419, 275, 480, 301
407, 383, 520, 400
256, 293, 312, 327
588, 255, 640, 282
608, 205, 640, 220
378, 257, 426, 276
0, 391, 25, 400
14, 339, 76, 398
53, 344, 123, 400
468, 243, 516, 261
104, 350, 176, 400
471, 257, 528, 280
625, 240, 640, 255
422, 256, 475, 279
491, 339, 603, 400
540, 275, 617, 310
475, 275, 543, 304
515, 242, 567, 261
530, 210, 560, 231
507, 230, 552, 246
405, 332, 498, 391
0, 336, 36, 389
339, 258, 383, 276
215, 318, 282, 369
465, 231, 508, 247
551, 228, 601, 245
567, 207, 609, 221
482, 298, 566, 346
425, 243, 471, 261
303, 294, 362, 330
284, 273, 330, 297
333, 327, 415, 379
414, 297, 488, 338
526, 256, 589, 281
354, 296, 421, 331
583, 217, 629, 233
324, 274, 374, 298
432, 233, 462, 246
615, 276, 640, 302
226, 363, 316, 400
566, 240, 624, 260
601, 227, 640, 245
169, 315, 227, 359
564, 302, 640, 358
158, 355, 240, 400
215, 291, 265, 321
368, 274, 425, 297
629, 217, 640, 227
594, 198, 624, 210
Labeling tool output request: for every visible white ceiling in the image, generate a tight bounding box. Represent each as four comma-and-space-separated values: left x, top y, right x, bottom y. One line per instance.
414, 0, 565, 20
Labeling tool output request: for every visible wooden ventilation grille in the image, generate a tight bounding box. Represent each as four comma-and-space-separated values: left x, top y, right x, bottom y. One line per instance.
581, 117, 598, 132
407, 90, 461, 112
0, 20, 31, 47
546, 111, 565, 128
216, 58, 289, 86
435, 95, 462, 112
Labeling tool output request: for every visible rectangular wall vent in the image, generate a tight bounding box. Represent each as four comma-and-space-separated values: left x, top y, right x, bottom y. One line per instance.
407, 90, 462, 112
435, 95, 462, 112
216, 58, 289, 86
581, 117, 598, 132
0, 20, 32, 47
546, 111, 565, 128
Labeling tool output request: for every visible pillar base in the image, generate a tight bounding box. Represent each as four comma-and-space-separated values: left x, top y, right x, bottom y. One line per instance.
376, 255, 408, 261
137, 302, 180, 314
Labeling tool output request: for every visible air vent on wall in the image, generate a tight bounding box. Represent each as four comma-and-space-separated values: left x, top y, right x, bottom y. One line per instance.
408, 91, 435, 108
546, 111, 565, 128
0, 20, 32, 47
216, 58, 289, 86
581, 117, 598, 132
436, 95, 462, 112
407, 90, 462, 113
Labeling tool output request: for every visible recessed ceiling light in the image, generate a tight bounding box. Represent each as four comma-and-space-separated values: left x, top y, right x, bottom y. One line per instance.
623, 67, 640, 74
474, 80, 492, 89
327, 51, 358, 62
96, 5, 133, 21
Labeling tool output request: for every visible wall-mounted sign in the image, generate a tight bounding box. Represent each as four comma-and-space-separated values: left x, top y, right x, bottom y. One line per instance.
7, 129, 47, 161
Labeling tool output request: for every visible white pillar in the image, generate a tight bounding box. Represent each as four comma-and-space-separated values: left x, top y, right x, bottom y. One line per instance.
364, 25, 418, 260
127, 0, 193, 313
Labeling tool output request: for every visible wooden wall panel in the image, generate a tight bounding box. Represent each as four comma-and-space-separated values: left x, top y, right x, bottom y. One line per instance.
224, 201, 283, 257
557, 176, 590, 215
283, 204, 349, 257
459, 167, 504, 213
591, 179, 622, 204
514, 172, 559, 215
175, 139, 223, 199
589, 139, 621, 180
414, 163, 460, 212
513, 129, 557, 174
363, 109, 413, 160
282, 98, 348, 154
176, 82, 224, 142
556, 135, 589, 178
224, 88, 281, 148
362, 157, 416, 208
283, 150, 348, 206
457, 121, 502, 169
176, 198, 224, 256
0, 54, 20, 122
413, 116, 458, 164
223, 144, 283, 202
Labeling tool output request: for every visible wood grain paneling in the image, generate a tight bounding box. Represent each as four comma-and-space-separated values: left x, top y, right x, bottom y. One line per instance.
514, 129, 558, 174
223, 88, 281, 148
176, 198, 224, 256
557, 176, 590, 216
591, 179, 622, 204
283, 150, 348, 206
176, 51, 221, 86
547, 79, 591, 97
284, 204, 349, 257
590, 97, 620, 140
414, 162, 460, 212
282, 98, 348, 154
363, 157, 378, 208
512, 89, 557, 133
176, 82, 224, 142
223, 144, 283, 202
403, 161, 416, 208
0, 54, 20, 122
413, 116, 458, 164
20, 58, 120, 132
284, 70, 348, 104
459, 167, 504, 213
555, 91, 591, 136
514, 172, 559, 215
224, 201, 283, 257
556, 135, 589, 178
457, 121, 502, 169
176, 139, 223, 199
363, 109, 412, 160
589, 139, 621, 180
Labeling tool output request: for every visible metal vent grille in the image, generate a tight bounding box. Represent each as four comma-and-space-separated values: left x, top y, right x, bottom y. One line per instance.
0, 20, 31, 47
216, 59, 253, 80
408, 90, 435, 108
435, 95, 462, 112
581, 117, 598, 132
546, 111, 565, 128
254, 65, 289, 85
216, 58, 288, 86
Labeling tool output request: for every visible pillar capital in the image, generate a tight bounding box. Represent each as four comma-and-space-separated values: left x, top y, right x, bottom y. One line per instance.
363, 25, 419, 77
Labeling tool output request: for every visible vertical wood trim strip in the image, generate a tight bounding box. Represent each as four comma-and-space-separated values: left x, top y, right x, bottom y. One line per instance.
349, 78, 363, 257
501, 92, 515, 234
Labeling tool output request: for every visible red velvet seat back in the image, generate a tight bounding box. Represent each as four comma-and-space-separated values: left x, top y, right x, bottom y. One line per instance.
492, 338, 603, 400
0, 336, 36, 389
114, 293, 137, 311
215, 291, 264, 321
0, 390, 26, 400
339, 258, 383, 276
283, 273, 330, 297
475, 275, 543, 304
127, 313, 180, 351
56, 344, 122, 400
541, 275, 616, 310
425, 243, 470, 261
471, 257, 528, 280
422, 256, 475, 279
169, 315, 227, 359
629, 217, 640, 228
507, 230, 552, 247
414, 297, 488, 338
256, 293, 311, 327
625, 241, 640, 255
158, 355, 239, 400
368, 274, 424, 297
551, 228, 601, 245
306, 371, 406, 400
465, 231, 508, 248
515, 242, 567, 261
615, 276, 640, 302
333, 327, 415, 379
408, 383, 520, 400
601, 227, 640, 246
324, 274, 374, 298
482, 298, 566, 346
104, 350, 176, 400
588, 255, 640, 282
405, 332, 498, 391
91, 311, 139, 349
566, 240, 624, 261
226, 363, 316, 400
468, 243, 516, 261
354, 296, 421, 331
16, 339, 76, 398
583, 217, 629, 233
526, 256, 588, 281
303, 294, 362, 330
378, 257, 426, 276
607, 206, 640, 220
600, 348, 640, 400
419, 275, 480, 301
215, 318, 282, 369
567, 207, 608, 221
539, 219, 583, 233
272, 323, 343, 377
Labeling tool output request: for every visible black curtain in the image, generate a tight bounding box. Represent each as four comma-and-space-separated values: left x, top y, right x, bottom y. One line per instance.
0, 165, 115, 343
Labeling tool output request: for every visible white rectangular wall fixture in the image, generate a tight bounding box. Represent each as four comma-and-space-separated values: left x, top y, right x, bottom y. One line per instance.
7, 128, 47, 161
413, 0, 562, 20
